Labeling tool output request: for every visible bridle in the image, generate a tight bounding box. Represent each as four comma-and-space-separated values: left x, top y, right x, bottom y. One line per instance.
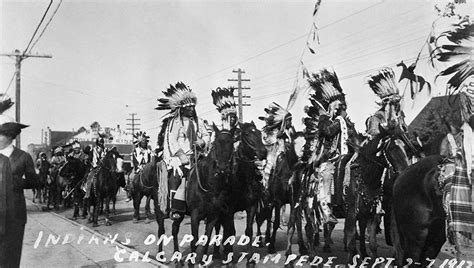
237, 127, 263, 163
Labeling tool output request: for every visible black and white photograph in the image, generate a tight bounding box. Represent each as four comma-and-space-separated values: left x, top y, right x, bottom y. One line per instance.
0, 0, 473, 267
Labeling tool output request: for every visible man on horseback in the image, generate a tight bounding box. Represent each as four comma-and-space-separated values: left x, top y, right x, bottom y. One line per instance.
259, 102, 295, 188
125, 131, 152, 202
50, 147, 66, 168
365, 68, 408, 140
307, 69, 357, 238
156, 82, 210, 220
69, 141, 89, 166
211, 87, 240, 151
84, 136, 107, 199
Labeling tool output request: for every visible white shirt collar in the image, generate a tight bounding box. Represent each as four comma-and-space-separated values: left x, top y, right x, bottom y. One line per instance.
0, 143, 14, 157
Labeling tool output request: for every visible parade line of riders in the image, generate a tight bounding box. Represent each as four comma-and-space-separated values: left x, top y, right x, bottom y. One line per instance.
1, 65, 472, 264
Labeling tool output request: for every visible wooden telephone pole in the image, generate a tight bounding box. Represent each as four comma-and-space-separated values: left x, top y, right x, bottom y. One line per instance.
227, 68, 251, 122
1, 49, 52, 148
126, 113, 141, 138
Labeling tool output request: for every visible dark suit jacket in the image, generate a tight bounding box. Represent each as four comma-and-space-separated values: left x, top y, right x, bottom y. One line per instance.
0, 154, 14, 237
9, 147, 37, 225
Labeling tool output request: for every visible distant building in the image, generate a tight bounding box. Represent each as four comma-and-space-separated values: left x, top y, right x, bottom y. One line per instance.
42, 122, 134, 162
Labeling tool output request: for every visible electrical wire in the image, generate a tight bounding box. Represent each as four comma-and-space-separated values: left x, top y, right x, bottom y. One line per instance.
23, 0, 54, 55
29, 0, 63, 53
3, 71, 16, 95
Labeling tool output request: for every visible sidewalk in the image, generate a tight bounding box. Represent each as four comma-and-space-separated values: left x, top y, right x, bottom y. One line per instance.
20, 199, 164, 268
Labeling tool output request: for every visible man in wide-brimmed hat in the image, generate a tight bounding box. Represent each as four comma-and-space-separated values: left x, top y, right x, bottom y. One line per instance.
0, 95, 37, 267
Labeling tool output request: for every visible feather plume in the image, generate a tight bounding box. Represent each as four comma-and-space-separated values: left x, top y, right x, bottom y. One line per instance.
431, 17, 474, 94
307, 69, 345, 110
367, 68, 400, 99
133, 131, 150, 146
0, 94, 14, 114
211, 87, 237, 117
259, 102, 291, 133
155, 82, 197, 111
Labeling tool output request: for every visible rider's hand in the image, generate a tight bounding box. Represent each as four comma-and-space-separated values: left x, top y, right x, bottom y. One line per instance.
194, 139, 205, 148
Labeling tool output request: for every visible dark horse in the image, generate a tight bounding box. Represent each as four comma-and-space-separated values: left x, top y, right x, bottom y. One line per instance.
170, 125, 235, 261
213, 122, 268, 257
86, 148, 122, 226
58, 156, 89, 219
344, 127, 411, 260
259, 132, 300, 254
130, 159, 162, 225
391, 155, 446, 266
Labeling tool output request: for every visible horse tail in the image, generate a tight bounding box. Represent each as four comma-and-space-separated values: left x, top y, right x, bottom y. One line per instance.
390, 205, 404, 265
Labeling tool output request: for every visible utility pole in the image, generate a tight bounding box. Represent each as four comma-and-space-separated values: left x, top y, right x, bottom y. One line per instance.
126, 113, 140, 138
227, 68, 251, 122
1, 49, 52, 148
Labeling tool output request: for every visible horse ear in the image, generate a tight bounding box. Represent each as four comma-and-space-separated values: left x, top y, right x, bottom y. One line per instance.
213, 123, 219, 133
251, 120, 255, 126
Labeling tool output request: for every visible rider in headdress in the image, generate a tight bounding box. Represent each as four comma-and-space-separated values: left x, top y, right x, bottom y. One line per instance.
89, 135, 106, 168
365, 68, 407, 138
156, 82, 210, 219
307, 69, 357, 227
68, 140, 89, 165
50, 146, 66, 168
211, 87, 240, 149
125, 131, 152, 202
259, 102, 295, 187
83, 134, 107, 199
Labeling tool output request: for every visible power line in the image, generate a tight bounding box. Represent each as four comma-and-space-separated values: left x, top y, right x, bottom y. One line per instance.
29, 0, 63, 53
23, 0, 53, 55
3, 71, 16, 95
191, 0, 386, 82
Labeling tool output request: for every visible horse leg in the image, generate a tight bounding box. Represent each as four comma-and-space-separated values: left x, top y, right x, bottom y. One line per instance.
152, 192, 166, 253
172, 213, 184, 254
268, 203, 280, 254
344, 209, 358, 261
213, 221, 222, 259
190, 210, 200, 256
245, 206, 257, 255
104, 196, 111, 226
222, 214, 236, 261
358, 217, 368, 257
132, 192, 142, 223
144, 195, 152, 224
296, 206, 308, 256
367, 214, 379, 257
203, 217, 218, 258
32, 188, 36, 203
92, 198, 99, 227
422, 218, 445, 265
285, 205, 296, 257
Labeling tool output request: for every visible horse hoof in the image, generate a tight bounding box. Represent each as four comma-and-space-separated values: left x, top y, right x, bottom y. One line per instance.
323, 245, 332, 253
92, 222, 99, 227
105, 221, 112, 226
133, 218, 139, 224
82, 215, 87, 219
69, 216, 77, 221
88, 218, 93, 223
144, 218, 151, 224
213, 251, 222, 260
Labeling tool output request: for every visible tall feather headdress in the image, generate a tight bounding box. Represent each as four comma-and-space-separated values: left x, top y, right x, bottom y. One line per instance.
133, 131, 150, 146
307, 69, 345, 111
211, 87, 237, 118
258, 102, 291, 133
155, 82, 197, 111
367, 68, 400, 100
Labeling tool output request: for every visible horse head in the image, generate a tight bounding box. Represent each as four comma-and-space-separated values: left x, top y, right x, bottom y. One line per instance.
212, 123, 234, 175
59, 156, 86, 183
238, 121, 267, 161
374, 125, 412, 172
103, 147, 120, 173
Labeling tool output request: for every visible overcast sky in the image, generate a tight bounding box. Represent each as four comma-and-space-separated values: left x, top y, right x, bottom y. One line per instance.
1, 0, 472, 148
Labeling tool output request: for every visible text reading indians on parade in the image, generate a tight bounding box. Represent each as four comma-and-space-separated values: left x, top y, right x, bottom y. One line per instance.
33, 231, 472, 267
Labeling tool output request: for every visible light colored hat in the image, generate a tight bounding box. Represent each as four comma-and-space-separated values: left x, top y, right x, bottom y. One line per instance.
72, 141, 81, 149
